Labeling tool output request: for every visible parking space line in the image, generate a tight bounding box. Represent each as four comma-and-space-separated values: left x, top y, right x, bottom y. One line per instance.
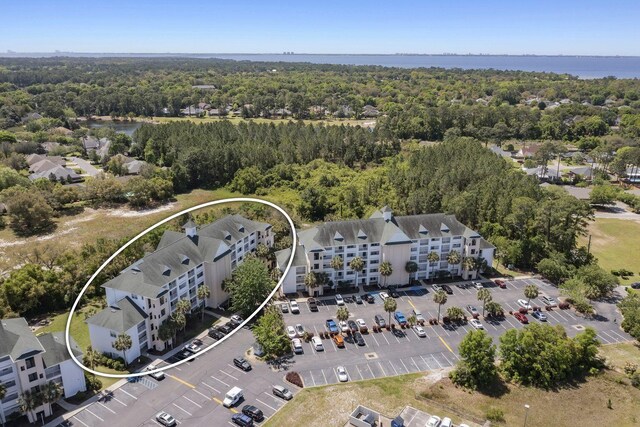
227, 364, 247, 374
85, 408, 105, 422
420, 355, 433, 370
366, 363, 375, 378
399, 358, 410, 373
562, 310, 578, 321
388, 360, 398, 375
309, 370, 317, 386
377, 361, 387, 376
183, 395, 202, 408
173, 402, 192, 416
192, 389, 210, 400
602, 330, 622, 342
608, 330, 630, 341
256, 398, 278, 412
355, 364, 364, 380
72, 416, 91, 427
370, 333, 380, 346
219, 370, 238, 381
597, 332, 613, 344
410, 357, 421, 371
431, 354, 444, 368
110, 394, 128, 406
321, 368, 328, 385
97, 401, 117, 414
202, 382, 220, 394
211, 375, 230, 387
119, 388, 138, 400
380, 331, 391, 345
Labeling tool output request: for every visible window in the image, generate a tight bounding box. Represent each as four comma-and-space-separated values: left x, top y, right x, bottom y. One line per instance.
25, 357, 36, 369
159, 296, 165, 305
197, 271, 203, 278
471, 239, 477, 245
28, 373, 38, 382
161, 309, 166, 317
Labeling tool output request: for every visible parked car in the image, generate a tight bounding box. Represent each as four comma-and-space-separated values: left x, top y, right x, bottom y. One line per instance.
631, 282, 640, 289
466, 305, 479, 316
295, 324, 305, 336
470, 319, 484, 330
272, 385, 293, 400
289, 300, 300, 313
412, 308, 425, 323
229, 315, 243, 327
311, 336, 324, 351
307, 298, 318, 311
146, 364, 165, 380
517, 299, 532, 310
184, 342, 202, 354
364, 293, 375, 303
223, 386, 244, 407
540, 295, 557, 306
242, 404, 264, 422
379, 292, 390, 300
339, 320, 349, 333
335, 294, 345, 305
156, 412, 177, 427
292, 338, 303, 354
287, 325, 297, 338
280, 303, 289, 313
431, 284, 443, 292
426, 415, 441, 427
394, 311, 407, 325
388, 287, 401, 298
494, 279, 507, 289
337, 366, 348, 382
353, 331, 366, 346
413, 325, 427, 337
441, 417, 452, 427
441, 284, 453, 295
356, 318, 368, 333
231, 413, 254, 427
374, 314, 386, 328
473, 281, 484, 289
218, 324, 233, 334
354, 294, 363, 304
348, 320, 359, 332
333, 334, 345, 348
208, 327, 224, 340
233, 357, 252, 371
325, 319, 339, 333
531, 311, 547, 321
174, 349, 192, 361
514, 312, 529, 324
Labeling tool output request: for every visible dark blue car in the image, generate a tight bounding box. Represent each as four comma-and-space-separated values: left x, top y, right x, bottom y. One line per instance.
394, 311, 407, 325
325, 319, 339, 333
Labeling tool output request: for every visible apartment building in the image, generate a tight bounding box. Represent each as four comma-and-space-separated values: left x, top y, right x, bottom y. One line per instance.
276, 206, 494, 295
87, 215, 273, 364
0, 318, 86, 424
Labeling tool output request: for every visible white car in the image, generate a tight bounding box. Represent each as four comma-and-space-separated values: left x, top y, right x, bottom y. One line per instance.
470, 319, 484, 330
290, 300, 300, 313
336, 366, 348, 382
339, 320, 349, 333
379, 292, 390, 300
184, 342, 201, 353
356, 318, 367, 330
156, 412, 177, 427
441, 417, 452, 427
295, 323, 305, 336
335, 294, 345, 305
517, 299, 532, 310
473, 281, 484, 289
286, 325, 297, 338
311, 336, 324, 351
426, 415, 441, 427
413, 325, 427, 337
146, 364, 165, 380
412, 309, 425, 322
292, 338, 303, 354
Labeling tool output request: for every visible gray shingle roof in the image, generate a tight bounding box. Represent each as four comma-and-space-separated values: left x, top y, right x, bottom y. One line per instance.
275, 247, 307, 269
87, 297, 148, 332
0, 318, 45, 361
37, 332, 83, 367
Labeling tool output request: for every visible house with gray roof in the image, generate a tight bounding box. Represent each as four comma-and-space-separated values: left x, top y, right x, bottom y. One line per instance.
276, 206, 494, 295
0, 318, 86, 423
87, 214, 273, 362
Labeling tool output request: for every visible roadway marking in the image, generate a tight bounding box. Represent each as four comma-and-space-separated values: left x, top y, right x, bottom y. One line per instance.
609, 330, 630, 341
211, 375, 230, 387
173, 403, 192, 416
370, 333, 380, 346
597, 333, 612, 344
366, 363, 375, 378
321, 368, 328, 385
192, 388, 210, 400
213, 397, 223, 405
431, 354, 444, 368
220, 370, 238, 381
85, 408, 104, 422
377, 361, 387, 376
355, 364, 364, 380
183, 395, 202, 408
256, 398, 277, 412
438, 336, 455, 354
119, 388, 138, 400
110, 394, 128, 406
97, 401, 116, 414
169, 374, 196, 388
399, 358, 410, 373
202, 382, 220, 394
72, 416, 90, 427
227, 364, 248, 374
420, 355, 433, 370
410, 357, 420, 371
309, 370, 316, 386
388, 360, 398, 375
380, 331, 391, 345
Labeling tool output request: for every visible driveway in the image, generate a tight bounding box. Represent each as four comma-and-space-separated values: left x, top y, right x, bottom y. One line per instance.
70, 157, 101, 177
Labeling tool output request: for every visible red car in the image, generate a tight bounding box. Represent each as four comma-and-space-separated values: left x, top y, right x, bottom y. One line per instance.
495, 279, 507, 289
514, 312, 529, 324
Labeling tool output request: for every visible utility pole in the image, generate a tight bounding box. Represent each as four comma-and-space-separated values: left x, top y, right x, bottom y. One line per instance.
523, 404, 530, 427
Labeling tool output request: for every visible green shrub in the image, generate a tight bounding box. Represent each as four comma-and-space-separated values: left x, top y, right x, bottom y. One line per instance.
485, 407, 505, 422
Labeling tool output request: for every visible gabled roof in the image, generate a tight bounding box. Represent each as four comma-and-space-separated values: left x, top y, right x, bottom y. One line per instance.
29, 165, 81, 182
0, 318, 45, 361
87, 297, 148, 332
37, 332, 83, 367
275, 247, 307, 269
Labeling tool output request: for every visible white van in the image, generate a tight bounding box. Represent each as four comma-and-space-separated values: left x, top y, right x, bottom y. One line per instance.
222, 386, 243, 407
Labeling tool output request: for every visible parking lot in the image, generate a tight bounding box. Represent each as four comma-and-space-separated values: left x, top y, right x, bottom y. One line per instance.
281, 277, 632, 388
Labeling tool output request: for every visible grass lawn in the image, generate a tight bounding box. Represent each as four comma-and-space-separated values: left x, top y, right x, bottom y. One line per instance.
580, 218, 640, 285
266, 371, 640, 427
599, 342, 640, 372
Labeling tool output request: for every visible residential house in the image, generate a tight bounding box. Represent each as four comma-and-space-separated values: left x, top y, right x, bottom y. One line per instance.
26, 154, 65, 168
110, 154, 149, 175
180, 106, 206, 116
41, 142, 61, 153
87, 215, 273, 363
27, 156, 82, 183
21, 112, 42, 123
515, 144, 540, 159
333, 106, 354, 118
361, 105, 380, 117
276, 206, 494, 296
82, 136, 111, 159
566, 165, 594, 182
0, 318, 86, 424
522, 166, 562, 182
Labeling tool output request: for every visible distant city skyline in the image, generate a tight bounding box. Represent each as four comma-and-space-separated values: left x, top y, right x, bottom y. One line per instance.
4, 1, 640, 56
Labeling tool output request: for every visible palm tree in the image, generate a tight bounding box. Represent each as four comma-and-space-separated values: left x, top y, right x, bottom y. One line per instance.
330, 255, 344, 271
170, 311, 187, 338
112, 332, 133, 367
473, 256, 487, 276
158, 320, 175, 349
383, 297, 398, 326
485, 301, 504, 318
446, 306, 465, 322
336, 306, 350, 325
427, 251, 440, 282
175, 298, 191, 316
41, 381, 63, 412
84, 345, 99, 371
349, 256, 364, 288
407, 315, 417, 327
379, 261, 393, 288
197, 285, 211, 321
446, 250, 461, 276
477, 288, 492, 317
18, 390, 41, 423
433, 290, 448, 322
270, 268, 282, 282
405, 261, 418, 282
0, 381, 6, 426
304, 272, 318, 296
524, 284, 539, 307
461, 256, 475, 279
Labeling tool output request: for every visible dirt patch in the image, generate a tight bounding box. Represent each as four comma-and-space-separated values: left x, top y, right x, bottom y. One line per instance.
106, 202, 177, 218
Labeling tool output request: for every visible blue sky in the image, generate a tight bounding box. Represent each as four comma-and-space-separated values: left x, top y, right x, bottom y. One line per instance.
3, 1, 639, 55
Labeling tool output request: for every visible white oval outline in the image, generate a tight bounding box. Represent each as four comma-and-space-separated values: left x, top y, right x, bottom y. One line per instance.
65, 197, 297, 378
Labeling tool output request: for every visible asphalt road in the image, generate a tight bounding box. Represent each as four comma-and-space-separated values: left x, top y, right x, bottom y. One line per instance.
59, 278, 631, 427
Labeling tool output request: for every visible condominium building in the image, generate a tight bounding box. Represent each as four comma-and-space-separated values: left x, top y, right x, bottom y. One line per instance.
276, 206, 494, 295
0, 318, 86, 424
87, 215, 273, 364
